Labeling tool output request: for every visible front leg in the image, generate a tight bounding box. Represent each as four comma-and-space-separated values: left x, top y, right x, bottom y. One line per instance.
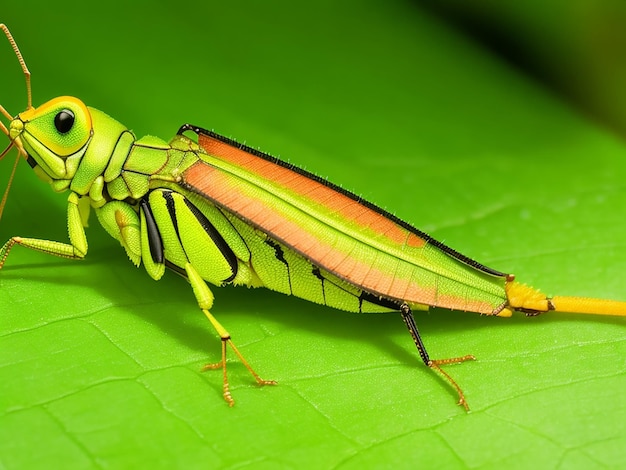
0, 192, 88, 268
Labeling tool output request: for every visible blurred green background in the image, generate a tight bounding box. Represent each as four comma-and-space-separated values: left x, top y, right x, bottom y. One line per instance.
1, 1, 625, 468
423, 1, 626, 137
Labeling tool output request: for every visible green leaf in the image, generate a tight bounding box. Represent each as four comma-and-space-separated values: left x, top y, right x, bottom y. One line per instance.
1, 1, 625, 468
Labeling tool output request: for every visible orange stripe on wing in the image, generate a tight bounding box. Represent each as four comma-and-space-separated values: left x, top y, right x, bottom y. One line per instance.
198, 133, 425, 249
186, 162, 364, 273
183, 161, 496, 314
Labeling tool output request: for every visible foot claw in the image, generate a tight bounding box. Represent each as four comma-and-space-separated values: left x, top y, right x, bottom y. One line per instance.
430, 354, 475, 367
457, 397, 470, 412
428, 355, 474, 412
224, 389, 234, 407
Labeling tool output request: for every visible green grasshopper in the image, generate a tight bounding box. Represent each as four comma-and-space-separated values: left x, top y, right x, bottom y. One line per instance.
1, 25, 624, 410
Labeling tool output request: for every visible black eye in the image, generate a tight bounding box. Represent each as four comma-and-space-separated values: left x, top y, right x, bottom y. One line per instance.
54, 109, 75, 134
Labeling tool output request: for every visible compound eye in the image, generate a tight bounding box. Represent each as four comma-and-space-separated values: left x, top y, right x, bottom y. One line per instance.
54, 109, 75, 134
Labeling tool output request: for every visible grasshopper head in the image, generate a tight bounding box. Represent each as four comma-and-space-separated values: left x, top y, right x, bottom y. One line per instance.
0, 25, 95, 222
10, 96, 93, 183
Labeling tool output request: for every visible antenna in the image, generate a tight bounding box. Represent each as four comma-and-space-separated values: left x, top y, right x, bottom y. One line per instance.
0, 24, 32, 110
0, 24, 32, 223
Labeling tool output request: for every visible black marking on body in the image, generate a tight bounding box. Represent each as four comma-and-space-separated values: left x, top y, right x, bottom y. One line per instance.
177, 124, 507, 278
311, 267, 325, 282
161, 190, 238, 283
26, 155, 37, 168
358, 291, 402, 312
165, 260, 187, 278
182, 197, 238, 283
265, 239, 292, 294
162, 191, 188, 275
162, 190, 179, 234
215, 206, 252, 259
266, 239, 287, 264
140, 198, 164, 264
311, 267, 327, 305
311, 266, 400, 313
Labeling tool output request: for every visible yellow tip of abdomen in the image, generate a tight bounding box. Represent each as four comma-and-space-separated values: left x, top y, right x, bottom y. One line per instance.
505, 280, 626, 316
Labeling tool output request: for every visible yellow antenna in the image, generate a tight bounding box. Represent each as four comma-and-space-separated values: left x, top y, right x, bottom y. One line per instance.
0, 24, 32, 223
0, 24, 32, 111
